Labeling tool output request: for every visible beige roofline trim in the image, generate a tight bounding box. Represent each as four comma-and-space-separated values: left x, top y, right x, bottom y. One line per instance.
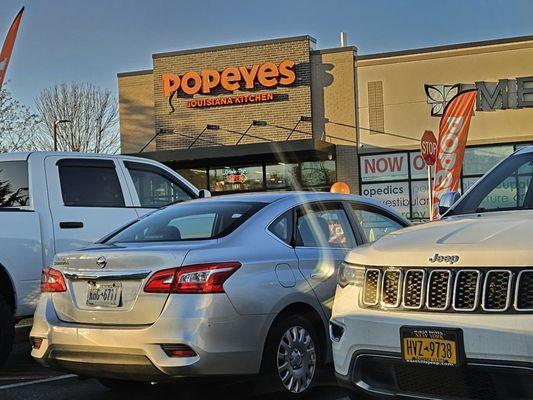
357, 34, 533, 66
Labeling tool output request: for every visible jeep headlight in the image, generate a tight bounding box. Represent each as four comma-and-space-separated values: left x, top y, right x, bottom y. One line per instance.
338, 262, 365, 288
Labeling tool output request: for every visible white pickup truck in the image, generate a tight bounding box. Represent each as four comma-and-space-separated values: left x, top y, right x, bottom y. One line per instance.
0, 151, 199, 364
332, 146, 533, 399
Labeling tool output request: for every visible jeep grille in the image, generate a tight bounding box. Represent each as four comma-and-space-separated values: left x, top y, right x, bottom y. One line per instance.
361, 267, 532, 313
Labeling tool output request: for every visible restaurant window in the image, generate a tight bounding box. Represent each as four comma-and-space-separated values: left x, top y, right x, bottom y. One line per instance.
300, 160, 336, 190
209, 165, 264, 193
359, 143, 528, 221
176, 168, 208, 189
266, 163, 299, 190
463, 146, 514, 176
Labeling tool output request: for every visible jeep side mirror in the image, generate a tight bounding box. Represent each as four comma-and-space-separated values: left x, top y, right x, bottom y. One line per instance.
198, 189, 211, 198
439, 191, 461, 216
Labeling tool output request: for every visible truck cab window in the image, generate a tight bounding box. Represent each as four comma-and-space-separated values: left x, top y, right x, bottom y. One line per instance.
127, 166, 192, 208
58, 165, 125, 207
0, 161, 30, 208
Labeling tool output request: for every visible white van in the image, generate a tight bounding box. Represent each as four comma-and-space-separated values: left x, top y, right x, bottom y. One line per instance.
0, 151, 199, 364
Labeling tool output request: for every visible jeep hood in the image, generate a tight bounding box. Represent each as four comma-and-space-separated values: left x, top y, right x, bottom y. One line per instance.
346, 210, 533, 267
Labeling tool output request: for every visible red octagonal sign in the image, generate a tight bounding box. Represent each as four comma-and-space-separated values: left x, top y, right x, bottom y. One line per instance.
420, 130, 437, 166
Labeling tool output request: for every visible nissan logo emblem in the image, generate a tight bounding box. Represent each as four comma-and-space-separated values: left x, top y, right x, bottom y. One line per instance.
96, 256, 107, 269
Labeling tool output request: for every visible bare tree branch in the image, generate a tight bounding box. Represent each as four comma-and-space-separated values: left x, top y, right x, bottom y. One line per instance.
0, 85, 41, 152
35, 82, 119, 153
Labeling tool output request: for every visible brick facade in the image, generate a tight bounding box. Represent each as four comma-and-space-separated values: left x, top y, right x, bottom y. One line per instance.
152, 37, 314, 151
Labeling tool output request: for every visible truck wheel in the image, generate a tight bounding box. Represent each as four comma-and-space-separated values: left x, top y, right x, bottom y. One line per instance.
260, 314, 321, 398
0, 295, 14, 366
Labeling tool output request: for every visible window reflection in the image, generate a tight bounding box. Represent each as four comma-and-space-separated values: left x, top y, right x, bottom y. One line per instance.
266, 163, 299, 190
176, 168, 208, 189
209, 166, 264, 192
301, 160, 336, 190
0, 161, 29, 208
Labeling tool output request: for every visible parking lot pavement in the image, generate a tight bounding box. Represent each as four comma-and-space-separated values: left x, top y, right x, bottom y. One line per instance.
0, 341, 362, 400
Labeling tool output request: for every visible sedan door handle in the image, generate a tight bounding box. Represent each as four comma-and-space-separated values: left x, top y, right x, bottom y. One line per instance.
59, 221, 84, 229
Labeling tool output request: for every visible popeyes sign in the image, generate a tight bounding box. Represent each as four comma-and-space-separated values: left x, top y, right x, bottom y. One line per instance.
162, 60, 296, 109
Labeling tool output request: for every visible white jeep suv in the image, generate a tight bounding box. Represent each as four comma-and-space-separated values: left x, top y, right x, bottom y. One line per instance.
331, 146, 533, 400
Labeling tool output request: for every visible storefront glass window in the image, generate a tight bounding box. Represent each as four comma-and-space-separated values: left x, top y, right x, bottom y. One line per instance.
409, 152, 429, 180
300, 160, 336, 189
266, 163, 299, 190
360, 153, 409, 182
176, 168, 208, 189
360, 181, 410, 218
462, 177, 479, 193
463, 145, 514, 176
410, 180, 431, 220
360, 143, 527, 221
209, 165, 264, 193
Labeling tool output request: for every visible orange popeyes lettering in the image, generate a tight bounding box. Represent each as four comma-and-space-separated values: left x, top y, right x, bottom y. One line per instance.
181, 71, 202, 95
278, 60, 296, 85
220, 67, 241, 91
162, 74, 180, 97
257, 62, 279, 87
200, 69, 220, 94
239, 65, 259, 89
162, 60, 296, 97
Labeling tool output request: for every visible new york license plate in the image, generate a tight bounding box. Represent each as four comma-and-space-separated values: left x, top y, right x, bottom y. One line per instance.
400, 326, 463, 366
86, 281, 122, 307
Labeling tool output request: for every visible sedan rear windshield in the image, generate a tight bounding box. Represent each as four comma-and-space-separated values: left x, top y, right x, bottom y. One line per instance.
106, 201, 266, 243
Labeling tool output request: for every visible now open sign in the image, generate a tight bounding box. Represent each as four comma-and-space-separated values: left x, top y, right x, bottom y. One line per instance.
360, 153, 409, 181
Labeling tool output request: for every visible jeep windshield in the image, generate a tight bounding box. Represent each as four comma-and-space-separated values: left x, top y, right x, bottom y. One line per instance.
448, 150, 533, 216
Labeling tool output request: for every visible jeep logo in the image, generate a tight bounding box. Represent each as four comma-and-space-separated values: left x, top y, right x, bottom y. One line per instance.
428, 253, 460, 264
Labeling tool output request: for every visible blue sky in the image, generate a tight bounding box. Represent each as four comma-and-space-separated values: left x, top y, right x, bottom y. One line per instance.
1, 0, 533, 107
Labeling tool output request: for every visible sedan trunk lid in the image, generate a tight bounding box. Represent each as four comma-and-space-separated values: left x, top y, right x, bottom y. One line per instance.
51, 241, 216, 325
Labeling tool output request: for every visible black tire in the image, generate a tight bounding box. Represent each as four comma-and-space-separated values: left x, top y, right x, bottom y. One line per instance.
259, 313, 322, 398
97, 378, 153, 392
0, 294, 14, 367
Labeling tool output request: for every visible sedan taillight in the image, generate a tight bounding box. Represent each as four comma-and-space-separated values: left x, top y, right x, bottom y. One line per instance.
144, 262, 241, 294
143, 268, 177, 293
41, 267, 67, 293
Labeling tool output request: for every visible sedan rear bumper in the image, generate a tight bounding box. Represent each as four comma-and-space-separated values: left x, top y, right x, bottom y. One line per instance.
31, 293, 271, 380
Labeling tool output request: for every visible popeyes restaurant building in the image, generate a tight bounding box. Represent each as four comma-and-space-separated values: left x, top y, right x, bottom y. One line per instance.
118, 34, 533, 220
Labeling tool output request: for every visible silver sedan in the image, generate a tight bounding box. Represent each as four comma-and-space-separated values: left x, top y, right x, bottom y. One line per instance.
31, 192, 409, 397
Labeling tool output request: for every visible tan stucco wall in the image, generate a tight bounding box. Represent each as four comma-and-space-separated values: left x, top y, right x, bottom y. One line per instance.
118, 72, 155, 154
357, 39, 533, 151
311, 48, 357, 145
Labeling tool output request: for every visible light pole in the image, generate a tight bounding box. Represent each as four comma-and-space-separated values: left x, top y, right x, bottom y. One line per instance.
53, 119, 71, 151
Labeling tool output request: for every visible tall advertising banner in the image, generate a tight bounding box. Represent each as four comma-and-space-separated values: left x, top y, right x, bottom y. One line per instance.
432, 90, 477, 219
0, 7, 24, 90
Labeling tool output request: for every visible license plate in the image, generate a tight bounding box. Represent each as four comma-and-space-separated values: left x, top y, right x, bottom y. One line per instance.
400, 326, 463, 366
86, 281, 122, 307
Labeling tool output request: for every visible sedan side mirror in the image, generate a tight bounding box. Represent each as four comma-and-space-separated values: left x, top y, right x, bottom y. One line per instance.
198, 189, 211, 198
438, 191, 461, 216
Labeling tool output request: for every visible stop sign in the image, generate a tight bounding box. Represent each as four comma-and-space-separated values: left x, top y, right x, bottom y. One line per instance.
420, 130, 437, 166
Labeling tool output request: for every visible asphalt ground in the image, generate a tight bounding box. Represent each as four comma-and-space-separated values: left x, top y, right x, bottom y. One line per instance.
0, 328, 367, 400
